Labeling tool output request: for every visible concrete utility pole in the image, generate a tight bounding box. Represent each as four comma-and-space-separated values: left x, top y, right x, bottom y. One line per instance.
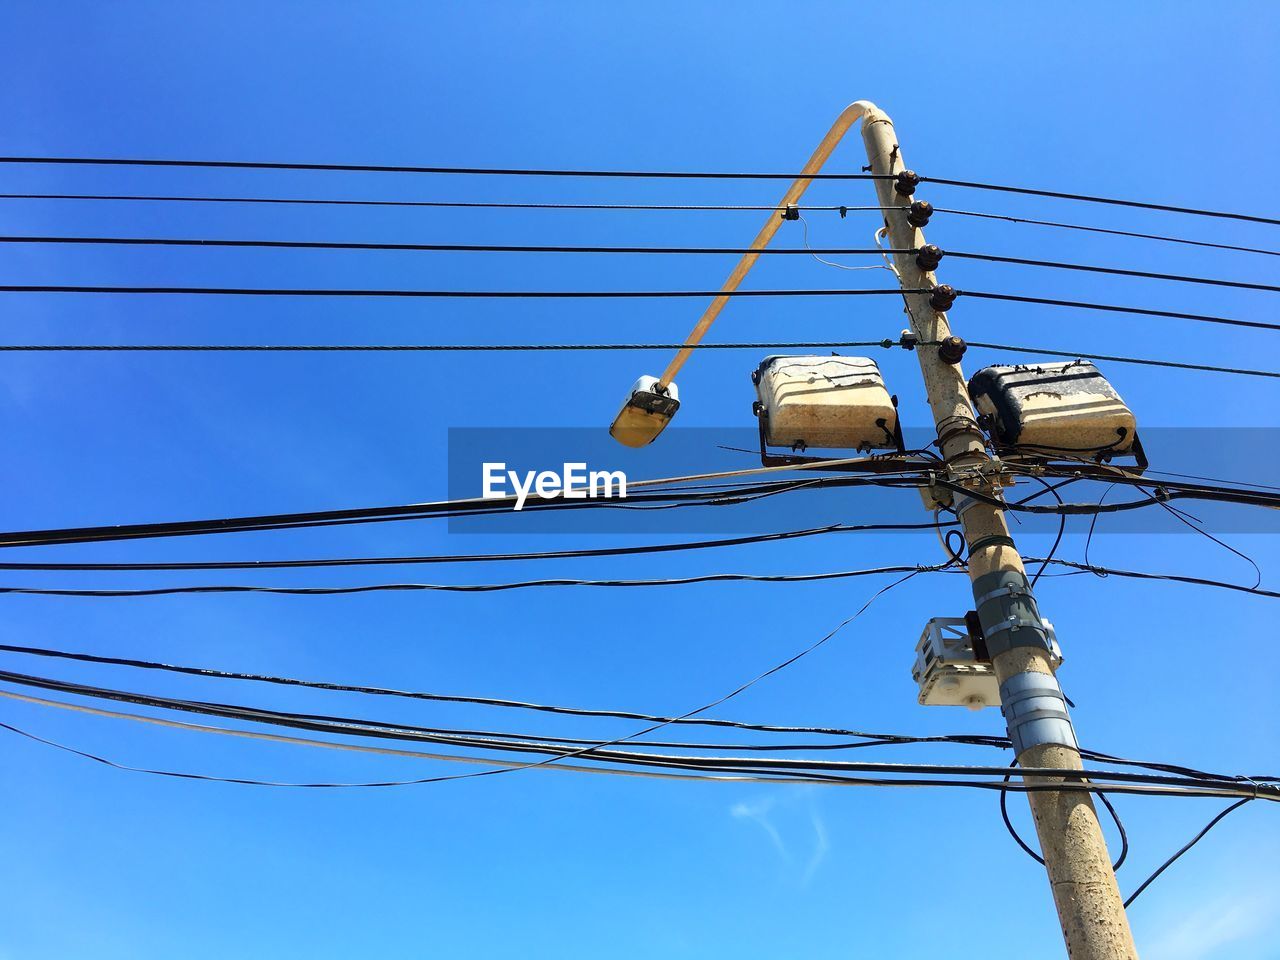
859, 106, 1139, 959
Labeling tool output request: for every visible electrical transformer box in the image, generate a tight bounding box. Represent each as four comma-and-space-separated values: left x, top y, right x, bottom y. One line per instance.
754, 355, 898, 451
968, 360, 1136, 456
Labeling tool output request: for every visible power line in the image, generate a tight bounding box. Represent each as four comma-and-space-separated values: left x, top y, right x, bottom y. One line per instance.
1123, 799, 1254, 907
1031, 558, 1280, 599
0, 471, 935, 548
0, 341, 903, 353
0, 155, 1273, 224
6, 191, 1275, 257
4, 466, 1279, 552
0, 193, 902, 213
6, 555, 1278, 601
961, 339, 1280, 379
957, 290, 1280, 333
8, 234, 1274, 295
0, 562, 953, 597
11, 235, 1274, 296
920, 175, 1280, 227
0, 642, 997, 745
0, 284, 922, 299
4, 693, 1262, 798
0, 235, 911, 256
935, 207, 1280, 258
947, 251, 1280, 294
0, 643, 1251, 784
0, 520, 948, 571
7, 337, 1276, 380
0, 156, 895, 180
2, 669, 1272, 800
4, 190, 1273, 257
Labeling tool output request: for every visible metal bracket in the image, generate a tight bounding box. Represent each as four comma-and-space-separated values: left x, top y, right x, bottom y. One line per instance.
972, 569, 1051, 658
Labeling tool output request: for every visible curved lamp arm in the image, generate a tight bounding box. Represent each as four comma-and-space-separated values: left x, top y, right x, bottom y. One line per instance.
656, 99, 885, 390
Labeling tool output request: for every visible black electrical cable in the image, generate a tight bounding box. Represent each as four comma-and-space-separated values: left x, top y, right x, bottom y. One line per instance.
947, 250, 1280, 294
0, 341, 906, 353
920, 175, 1280, 227
11, 555, 1278, 601
0, 643, 1260, 786
956, 290, 1280, 333
2, 468, 1276, 552
0, 193, 904, 213
1029, 559, 1280, 599
0, 520, 951, 571
0, 561, 954, 597
1, 155, 1274, 224
1026, 477, 1066, 588
0, 472, 935, 548
4, 190, 1273, 256
1024, 462, 1280, 507
0, 156, 898, 180
2, 708, 1260, 796
1123, 799, 1254, 907
959, 338, 1280, 380
934, 207, 1280, 257
7, 337, 1280, 380
999, 759, 1129, 871
0, 284, 925, 299
1, 668, 1273, 800
0, 235, 912, 256
0, 642, 1003, 746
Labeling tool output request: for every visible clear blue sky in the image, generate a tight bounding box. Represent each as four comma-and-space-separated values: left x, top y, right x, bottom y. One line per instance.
0, 3, 1277, 958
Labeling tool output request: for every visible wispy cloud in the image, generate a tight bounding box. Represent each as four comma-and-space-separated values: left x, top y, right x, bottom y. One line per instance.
730, 792, 829, 886
1141, 889, 1280, 959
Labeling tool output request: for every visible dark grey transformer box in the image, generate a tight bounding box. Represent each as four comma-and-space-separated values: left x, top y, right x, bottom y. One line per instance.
967, 360, 1140, 462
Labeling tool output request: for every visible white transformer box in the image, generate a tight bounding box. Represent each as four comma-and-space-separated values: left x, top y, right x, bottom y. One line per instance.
912, 617, 1062, 710
968, 360, 1137, 457
753, 355, 899, 452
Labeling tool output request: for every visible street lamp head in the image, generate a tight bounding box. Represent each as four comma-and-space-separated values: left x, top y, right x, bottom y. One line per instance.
609, 375, 680, 448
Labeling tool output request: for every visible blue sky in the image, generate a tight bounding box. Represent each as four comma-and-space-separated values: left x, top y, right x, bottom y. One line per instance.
0, 2, 1277, 958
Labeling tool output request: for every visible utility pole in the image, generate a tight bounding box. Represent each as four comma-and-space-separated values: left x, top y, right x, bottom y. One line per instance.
859, 107, 1139, 959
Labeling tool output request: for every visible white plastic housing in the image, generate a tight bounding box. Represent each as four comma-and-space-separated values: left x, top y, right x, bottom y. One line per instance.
912, 617, 1062, 711
755, 355, 897, 451
609, 375, 680, 448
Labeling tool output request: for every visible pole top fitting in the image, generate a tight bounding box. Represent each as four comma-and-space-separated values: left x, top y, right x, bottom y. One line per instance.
894, 170, 921, 197
907, 200, 934, 227
916, 244, 944, 272
938, 336, 967, 365
929, 284, 957, 312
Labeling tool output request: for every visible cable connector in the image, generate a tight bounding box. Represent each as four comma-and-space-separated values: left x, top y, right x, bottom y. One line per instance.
894, 170, 921, 197
907, 200, 934, 227
938, 335, 967, 364
916, 244, 944, 272
781, 204, 800, 221
899, 330, 919, 351
929, 284, 957, 312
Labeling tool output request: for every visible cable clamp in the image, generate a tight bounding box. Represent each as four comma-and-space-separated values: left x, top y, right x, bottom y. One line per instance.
899, 330, 919, 351
781, 204, 800, 221
966, 534, 1015, 554
974, 581, 1033, 608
